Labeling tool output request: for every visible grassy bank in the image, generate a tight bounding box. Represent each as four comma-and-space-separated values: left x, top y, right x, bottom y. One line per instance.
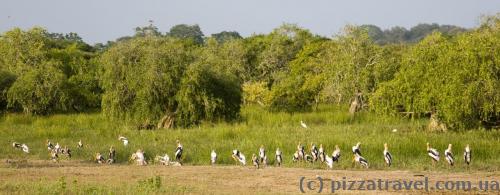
1, 105, 499, 171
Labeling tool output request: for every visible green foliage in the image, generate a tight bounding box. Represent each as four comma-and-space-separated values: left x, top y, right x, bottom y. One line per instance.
372, 18, 500, 129
242, 81, 271, 105
211, 31, 242, 43
100, 36, 242, 127
167, 24, 204, 45
0, 71, 16, 111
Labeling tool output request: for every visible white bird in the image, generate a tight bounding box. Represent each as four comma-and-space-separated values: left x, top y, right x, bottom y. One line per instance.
297, 142, 305, 160
51, 150, 59, 162
383, 143, 392, 167
232, 149, 246, 165
12, 142, 22, 149
175, 140, 183, 162
21, 144, 29, 153
310, 143, 318, 162
46, 140, 54, 151
54, 143, 61, 153
156, 154, 170, 165
444, 144, 454, 166
107, 146, 116, 164
352, 142, 361, 156
131, 149, 147, 166
319, 144, 325, 162
464, 144, 471, 166
292, 151, 300, 162
275, 148, 283, 166
78, 140, 83, 148
252, 154, 260, 169
259, 145, 267, 165
427, 143, 440, 166
392, 129, 398, 133
354, 153, 369, 168
332, 145, 341, 162
300, 121, 308, 129
96, 153, 105, 164
211, 150, 217, 165
118, 136, 129, 146
325, 155, 334, 169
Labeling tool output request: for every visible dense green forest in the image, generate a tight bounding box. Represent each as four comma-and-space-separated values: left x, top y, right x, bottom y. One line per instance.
0, 15, 499, 130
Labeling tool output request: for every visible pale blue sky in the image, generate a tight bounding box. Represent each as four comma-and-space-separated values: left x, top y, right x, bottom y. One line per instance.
1, 0, 499, 44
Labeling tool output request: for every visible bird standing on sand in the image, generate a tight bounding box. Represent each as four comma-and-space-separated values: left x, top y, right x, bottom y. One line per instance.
211, 150, 217, 165
426, 143, 440, 166
354, 153, 369, 168
444, 144, 454, 166
51, 150, 59, 162
63, 146, 71, 158
175, 140, 183, 162
156, 154, 170, 165
54, 143, 61, 153
258, 145, 267, 166
131, 149, 147, 166
118, 136, 129, 146
464, 144, 471, 166
383, 143, 392, 167
275, 148, 283, 166
252, 154, 260, 169
96, 153, 105, 164
292, 151, 300, 162
107, 146, 116, 164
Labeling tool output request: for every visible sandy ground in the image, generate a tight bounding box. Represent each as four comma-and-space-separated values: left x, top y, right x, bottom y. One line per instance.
0, 160, 499, 194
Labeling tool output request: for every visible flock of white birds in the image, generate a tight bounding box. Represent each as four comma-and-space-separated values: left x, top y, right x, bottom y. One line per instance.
10, 121, 472, 169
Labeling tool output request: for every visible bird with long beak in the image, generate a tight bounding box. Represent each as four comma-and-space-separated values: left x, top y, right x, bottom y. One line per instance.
211, 149, 217, 165
464, 144, 471, 166
232, 149, 246, 165
310, 143, 318, 162
332, 145, 341, 162
78, 140, 83, 148
318, 144, 325, 163
47, 139, 54, 151
252, 154, 260, 169
96, 153, 105, 164
297, 142, 305, 160
353, 153, 369, 168
383, 143, 392, 167
275, 148, 283, 166
175, 140, 183, 162
427, 142, 440, 166
259, 145, 267, 166
444, 144, 454, 166
352, 142, 361, 156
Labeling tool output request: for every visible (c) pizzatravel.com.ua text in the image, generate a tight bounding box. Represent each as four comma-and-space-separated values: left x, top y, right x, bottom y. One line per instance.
298, 176, 499, 193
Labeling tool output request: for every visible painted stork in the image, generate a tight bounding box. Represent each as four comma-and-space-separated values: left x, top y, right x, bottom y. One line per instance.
292, 151, 300, 162
426, 143, 440, 166
300, 120, 308, 129
297, 142, 305, 160
78, 140, 83, 148
156, 154, 170, 165
444, 144, 454, 166
62, 146, 71, 158
259, 145, 267, 165
118, 136, 129, 146
12, 142, 22, 149
211, 150, 217, 165
252, 154, 260, 169
354, 153, 369, 168
464, 144, 471, 166
54, 143, 61, 153
175, 140, 183, 162
96, 153, 105, 164
383, 143, 392, 167
310, 143, 319, 162
325, 155, 334, 169
107, 146, 116, 164
131, 149, 147, 166
231, 149, 246, 165
21, 144, 29, 153
319, 144, 325, 162
352, 142, 361, 156
275, 148, 283, 166
332, 145, 341, 162
51, 150, 59, 162
47, 139, 54, 151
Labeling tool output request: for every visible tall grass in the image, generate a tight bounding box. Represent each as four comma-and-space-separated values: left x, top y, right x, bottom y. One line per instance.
1, 105, 499, 171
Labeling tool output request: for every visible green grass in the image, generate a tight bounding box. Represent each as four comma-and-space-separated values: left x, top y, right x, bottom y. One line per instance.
1, 105, 499, 171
